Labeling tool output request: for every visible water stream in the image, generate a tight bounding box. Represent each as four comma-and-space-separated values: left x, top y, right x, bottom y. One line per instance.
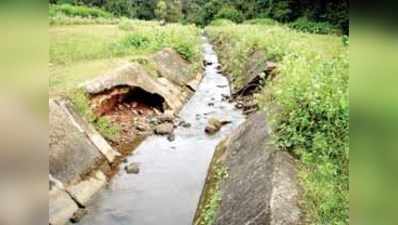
77, 37, 245, 225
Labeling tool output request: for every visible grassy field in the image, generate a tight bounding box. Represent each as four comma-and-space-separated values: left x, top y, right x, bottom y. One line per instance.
49, 19, 202, 96
206, 24, 349, 225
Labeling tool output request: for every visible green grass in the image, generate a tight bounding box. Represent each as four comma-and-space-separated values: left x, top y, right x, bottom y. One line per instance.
50, 14, 121, 26
69, 89, 121, 141
288, 17, 338, 34
243, 18, 279, 26
50, 24, 126, 65
206, 24, 348, 225
50, 19, 202, 94
50, 20, 201, 66
209, 19, 236, 26
49, 57, 130, 96
49, 4, 112, 18
50, 15, 202, 141
195, 162, 228, 225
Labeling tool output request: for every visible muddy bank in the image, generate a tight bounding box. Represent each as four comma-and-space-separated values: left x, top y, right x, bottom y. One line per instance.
49, 48, 202, 225
194, 112, 303, 225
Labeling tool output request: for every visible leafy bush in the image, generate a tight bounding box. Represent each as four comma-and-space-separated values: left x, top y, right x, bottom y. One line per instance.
269, 1, 292, 22
119, 33, 150, 49
288, 17, 337, 34
104, 0, 134, 17
209, 19, 235, 26
49, 4, 112, 18
243, 18, 278, 26
174, 42, 194, 61
215, 6, 243, 23
206, 24, 348, 225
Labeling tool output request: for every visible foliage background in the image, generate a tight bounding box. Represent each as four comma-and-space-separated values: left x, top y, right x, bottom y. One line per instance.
50, 0, 348, 34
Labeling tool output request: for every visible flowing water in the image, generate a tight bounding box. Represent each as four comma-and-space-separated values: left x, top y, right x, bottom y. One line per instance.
77, 37, 245, 225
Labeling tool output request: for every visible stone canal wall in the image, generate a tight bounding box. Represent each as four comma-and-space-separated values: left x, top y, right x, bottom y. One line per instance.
194, 112, 303, 225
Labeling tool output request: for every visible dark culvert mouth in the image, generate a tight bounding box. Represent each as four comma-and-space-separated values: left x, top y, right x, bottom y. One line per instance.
90, 85, 166, 116
124, 87, 165, 113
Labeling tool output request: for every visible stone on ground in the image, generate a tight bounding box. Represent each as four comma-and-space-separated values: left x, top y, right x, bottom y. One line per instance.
154, 122, 174, 135
205, 118, 231, 134
125, 162, 140, 174
67, 171, 107, 206
70, 208, 88, 223
49, 186, 79, 225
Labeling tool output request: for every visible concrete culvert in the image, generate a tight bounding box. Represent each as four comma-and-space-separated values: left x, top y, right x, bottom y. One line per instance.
90, 85, 166, 116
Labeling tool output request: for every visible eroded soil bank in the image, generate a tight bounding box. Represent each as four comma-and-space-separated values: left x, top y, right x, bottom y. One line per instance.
74, 37, 245, 225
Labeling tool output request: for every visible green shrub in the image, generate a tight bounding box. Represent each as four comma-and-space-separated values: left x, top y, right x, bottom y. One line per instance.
49, 4, 112, 18
120, 33, 150, 48
215, 6, 243, 23
209, 19, 235, 26
269, 1, 292, 22
174, 42, 194, 61
288, 17, 337, 34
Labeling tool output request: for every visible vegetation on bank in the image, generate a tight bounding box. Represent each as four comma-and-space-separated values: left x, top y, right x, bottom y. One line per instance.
195, 163, 228, 225
50, 0, 348, 34
50, 18, 201, 94
194, 139, 229, 225
49, 3, 112, 18
49, 14, 202, 139
206, 24, 348, 225
69, 89, 121, 141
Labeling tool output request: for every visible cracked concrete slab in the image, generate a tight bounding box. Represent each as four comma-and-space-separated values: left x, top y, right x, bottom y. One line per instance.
49, 186, 79, 225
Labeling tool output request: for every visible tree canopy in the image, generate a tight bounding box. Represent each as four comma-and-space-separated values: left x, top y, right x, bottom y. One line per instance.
50, 0, 348, 33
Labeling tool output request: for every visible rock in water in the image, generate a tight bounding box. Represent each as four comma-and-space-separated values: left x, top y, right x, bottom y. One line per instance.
70, 208, 88, 223
154, 123, 174, 135
182, 122, 191, 128
135, 122, 150, 132
167, 133, 175, 142
205, 118, 232, 135
178, 120, 192, 128
125, 163, 140, 174
157, 111, 174, 123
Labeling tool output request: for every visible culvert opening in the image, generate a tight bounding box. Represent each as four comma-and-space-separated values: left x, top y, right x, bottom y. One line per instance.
90, 85, 166, 117
89, 85, 168, 146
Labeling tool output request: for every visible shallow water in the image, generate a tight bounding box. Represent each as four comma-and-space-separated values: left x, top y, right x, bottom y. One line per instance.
77, 37, 245, 225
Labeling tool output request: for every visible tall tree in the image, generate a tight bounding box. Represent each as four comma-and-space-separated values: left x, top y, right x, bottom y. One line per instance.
155, 0, 168, 21
166, 0, 183, 22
